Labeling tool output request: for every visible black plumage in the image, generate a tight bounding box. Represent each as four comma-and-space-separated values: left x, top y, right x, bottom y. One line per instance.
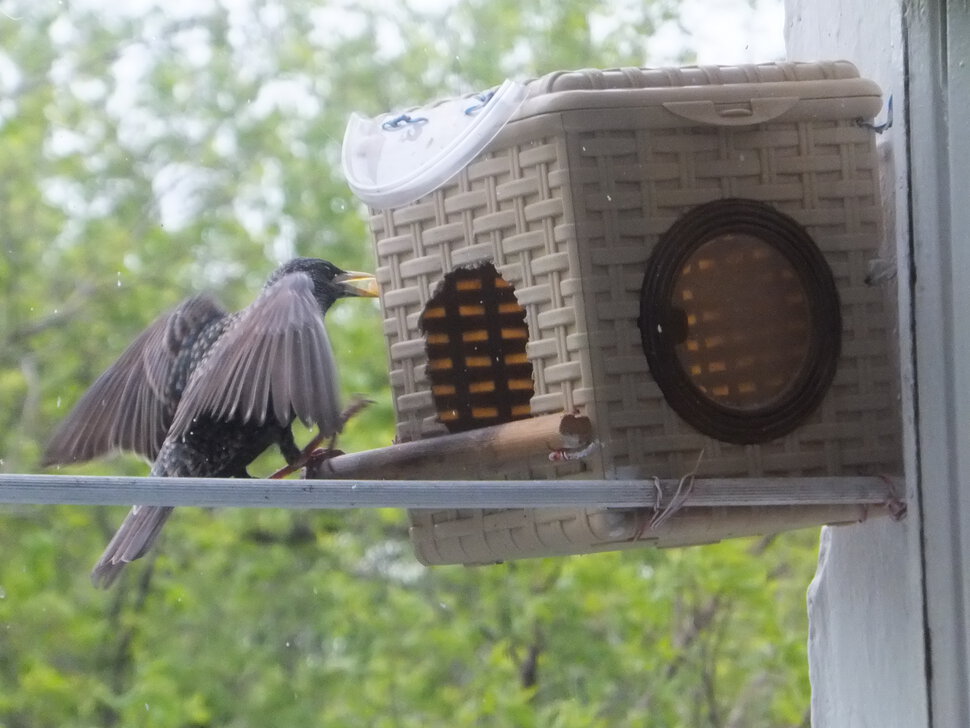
43, 258, 378, 587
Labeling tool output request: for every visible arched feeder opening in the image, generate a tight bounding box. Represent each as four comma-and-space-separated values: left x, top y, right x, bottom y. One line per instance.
420, 262, 534, 433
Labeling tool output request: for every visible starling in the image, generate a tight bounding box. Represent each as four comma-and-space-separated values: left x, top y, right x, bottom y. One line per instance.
43, 258, 379, 587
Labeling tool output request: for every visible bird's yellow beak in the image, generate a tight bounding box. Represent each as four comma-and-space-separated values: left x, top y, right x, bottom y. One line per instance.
335, 271, 380, 298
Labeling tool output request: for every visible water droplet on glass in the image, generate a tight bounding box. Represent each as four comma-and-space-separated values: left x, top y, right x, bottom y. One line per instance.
0, 586, 6, 599
116, 272, 122, 287
285, 641, 291, 647
606, 194, 613, 202
145, 704, 150, 712
56, 397, 62, 408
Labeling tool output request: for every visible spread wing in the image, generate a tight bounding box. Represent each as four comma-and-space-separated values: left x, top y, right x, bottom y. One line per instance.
43, 295, 226, 466
169, 272, 342, 439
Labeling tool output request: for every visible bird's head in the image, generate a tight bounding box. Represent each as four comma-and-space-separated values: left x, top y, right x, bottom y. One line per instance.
268, 258, 379, 311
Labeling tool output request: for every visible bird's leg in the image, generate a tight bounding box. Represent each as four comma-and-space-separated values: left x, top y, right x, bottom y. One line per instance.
267, 425, 321, 480
267, 397, 373, 479
302, 396, 374, 470
278, 426, 303, 467
266, 429, 340, 480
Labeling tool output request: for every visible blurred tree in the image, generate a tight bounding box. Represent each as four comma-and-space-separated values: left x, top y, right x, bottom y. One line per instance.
0, 2, 809, 727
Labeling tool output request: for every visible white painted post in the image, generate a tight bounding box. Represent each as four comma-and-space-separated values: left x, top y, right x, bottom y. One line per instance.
787, 0, 970, 725
787, 1, 924, 726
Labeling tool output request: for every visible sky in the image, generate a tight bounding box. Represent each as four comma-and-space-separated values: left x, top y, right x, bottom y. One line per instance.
30, 0, 787, 235
58, 0, 787, 67
651, 0, 785, 65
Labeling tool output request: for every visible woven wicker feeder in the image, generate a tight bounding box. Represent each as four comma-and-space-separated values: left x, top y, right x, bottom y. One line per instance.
342, 61, 901, 565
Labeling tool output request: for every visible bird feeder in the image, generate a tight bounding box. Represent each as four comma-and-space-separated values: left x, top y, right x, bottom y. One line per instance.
342, 61, 901, 565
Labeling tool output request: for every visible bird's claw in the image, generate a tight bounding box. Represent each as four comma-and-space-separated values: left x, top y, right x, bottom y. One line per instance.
267, 397, 370, 479
303, 448, 345, 479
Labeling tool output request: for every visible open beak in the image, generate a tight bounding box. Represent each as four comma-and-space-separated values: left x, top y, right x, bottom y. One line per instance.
334, 271, 380, 298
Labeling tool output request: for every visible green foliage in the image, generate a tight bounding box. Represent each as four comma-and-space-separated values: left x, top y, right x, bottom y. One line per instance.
0, 2, 811, 727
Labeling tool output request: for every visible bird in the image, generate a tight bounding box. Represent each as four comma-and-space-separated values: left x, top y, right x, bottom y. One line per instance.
43, 258, 379, 587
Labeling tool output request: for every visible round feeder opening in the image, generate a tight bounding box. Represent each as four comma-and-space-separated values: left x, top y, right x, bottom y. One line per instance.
639, 198, 841, 444
671, 232, 812, 411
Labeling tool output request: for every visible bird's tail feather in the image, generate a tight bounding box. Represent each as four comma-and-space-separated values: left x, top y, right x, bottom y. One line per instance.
91, 505, 174, 588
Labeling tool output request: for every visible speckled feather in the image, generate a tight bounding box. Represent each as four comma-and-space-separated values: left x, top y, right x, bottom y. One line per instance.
43, 294, 227, 465
44, 258, 375, 588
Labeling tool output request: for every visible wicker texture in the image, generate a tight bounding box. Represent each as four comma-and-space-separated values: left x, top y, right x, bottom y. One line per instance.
365, 62, 900, 564
525, 60, 865, 94
572, 119, 898, 479
409, 506, 637, 565
409, 504, 869, 565
374, 123, 596, 471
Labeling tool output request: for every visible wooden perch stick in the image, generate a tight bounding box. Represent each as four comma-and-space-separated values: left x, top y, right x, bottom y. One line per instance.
306, 413, 593, 481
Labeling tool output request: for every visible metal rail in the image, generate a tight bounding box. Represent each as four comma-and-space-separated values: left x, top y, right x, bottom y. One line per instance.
0, 474, 896, 510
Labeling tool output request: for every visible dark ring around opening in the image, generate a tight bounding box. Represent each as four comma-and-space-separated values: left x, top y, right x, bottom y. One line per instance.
638, 198, 842, 444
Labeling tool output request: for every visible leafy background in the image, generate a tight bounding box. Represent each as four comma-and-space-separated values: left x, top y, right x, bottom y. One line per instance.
0, 1, 814, 726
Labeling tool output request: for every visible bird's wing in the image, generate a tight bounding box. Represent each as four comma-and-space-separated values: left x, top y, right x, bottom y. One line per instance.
43, 295, 225, 465
169, 272, 342, 439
